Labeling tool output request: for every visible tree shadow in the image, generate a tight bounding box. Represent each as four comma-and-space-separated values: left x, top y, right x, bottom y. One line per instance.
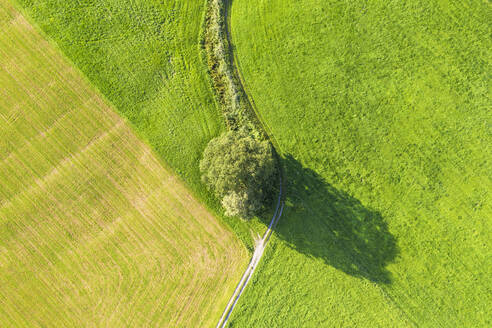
267, 154, 398, 284
224, 0, 397, 284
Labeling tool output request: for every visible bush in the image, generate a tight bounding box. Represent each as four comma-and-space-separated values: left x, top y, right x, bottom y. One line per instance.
200, 129, 276, 219
202, 0, 261, 133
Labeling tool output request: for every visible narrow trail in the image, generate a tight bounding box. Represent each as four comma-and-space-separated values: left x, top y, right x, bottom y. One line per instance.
212, 1, 286, 327
216, 179, 284, 328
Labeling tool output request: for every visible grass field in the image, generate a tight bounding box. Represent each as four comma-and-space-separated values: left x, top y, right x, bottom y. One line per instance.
12, 0, 266, 247
229, 0, 492, 326
0, 1, 248, 326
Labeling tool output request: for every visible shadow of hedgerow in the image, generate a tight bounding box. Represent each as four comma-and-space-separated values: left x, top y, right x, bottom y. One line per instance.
268, 154, 398, 284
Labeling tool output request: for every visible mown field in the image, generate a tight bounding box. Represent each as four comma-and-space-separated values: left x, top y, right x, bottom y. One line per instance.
229, 0, 491, 326
0, 0, 248, 326
13, 0, 265, 247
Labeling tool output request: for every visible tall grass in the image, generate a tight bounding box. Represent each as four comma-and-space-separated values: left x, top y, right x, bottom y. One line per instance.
202, 0, 263, 137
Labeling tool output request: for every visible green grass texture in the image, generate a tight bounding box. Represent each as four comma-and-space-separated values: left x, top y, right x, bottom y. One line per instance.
228, 0, 492, 326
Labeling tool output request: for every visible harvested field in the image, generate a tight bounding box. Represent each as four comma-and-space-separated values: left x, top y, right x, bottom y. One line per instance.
0, 1, 247, 326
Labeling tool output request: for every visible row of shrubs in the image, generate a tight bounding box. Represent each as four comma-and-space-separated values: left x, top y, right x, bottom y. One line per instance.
200, 0, 278, 219
201, 0, 262, 136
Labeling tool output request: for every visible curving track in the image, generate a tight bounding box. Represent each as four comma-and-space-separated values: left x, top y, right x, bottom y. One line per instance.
216, 179, 284, 328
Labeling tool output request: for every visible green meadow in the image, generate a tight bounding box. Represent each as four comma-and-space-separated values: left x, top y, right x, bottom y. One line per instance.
13, 0, 217, 184
229, 0, 491, 326
2, 0, 490, 326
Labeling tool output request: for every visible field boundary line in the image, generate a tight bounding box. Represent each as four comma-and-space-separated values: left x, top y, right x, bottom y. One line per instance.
223, 0, 283, 155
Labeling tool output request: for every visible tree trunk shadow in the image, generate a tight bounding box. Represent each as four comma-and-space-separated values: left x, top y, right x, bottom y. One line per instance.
268, 154, 399, 284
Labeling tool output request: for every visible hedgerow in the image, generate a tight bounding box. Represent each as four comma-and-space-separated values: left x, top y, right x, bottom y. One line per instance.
202, 0, 261, 135
201, 0, 278, 218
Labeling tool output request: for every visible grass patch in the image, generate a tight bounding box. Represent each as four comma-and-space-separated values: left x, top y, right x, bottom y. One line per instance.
228, 0, 491, 326
0, 1, 248, 326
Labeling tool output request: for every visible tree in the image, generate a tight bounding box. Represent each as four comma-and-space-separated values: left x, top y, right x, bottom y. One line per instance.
200, 129, 276, 219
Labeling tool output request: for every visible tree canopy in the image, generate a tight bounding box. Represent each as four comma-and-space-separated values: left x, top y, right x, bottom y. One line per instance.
200, 129, 276, 219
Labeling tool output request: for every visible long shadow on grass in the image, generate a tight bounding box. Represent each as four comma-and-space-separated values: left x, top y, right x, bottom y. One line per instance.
270, 155, 398, 284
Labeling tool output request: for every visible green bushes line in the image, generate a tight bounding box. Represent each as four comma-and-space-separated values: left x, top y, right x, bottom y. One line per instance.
201, 0, 278, 219
202, 0, 262, 136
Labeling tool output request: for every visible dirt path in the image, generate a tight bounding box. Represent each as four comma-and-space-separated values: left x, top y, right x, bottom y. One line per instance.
216, 179, 284, 328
